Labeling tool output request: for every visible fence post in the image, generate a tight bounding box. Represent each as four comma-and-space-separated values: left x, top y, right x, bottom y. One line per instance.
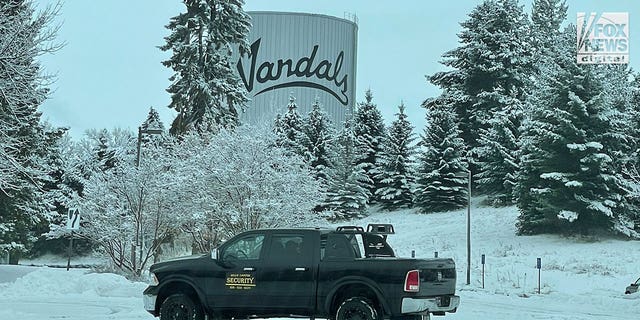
536, 258, 541, 294
481, 254, 485, 289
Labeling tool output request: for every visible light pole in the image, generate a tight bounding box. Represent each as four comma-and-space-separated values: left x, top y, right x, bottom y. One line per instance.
132, 126, 163, 274
136, 126, 163, 167
455, 164, 472, 286
466, 166, 471, 286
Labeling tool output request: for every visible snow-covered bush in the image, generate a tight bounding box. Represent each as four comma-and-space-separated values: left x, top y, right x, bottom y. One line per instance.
176, 126, 323, 251
72, 135, 180, 277
53, 125, 323, 274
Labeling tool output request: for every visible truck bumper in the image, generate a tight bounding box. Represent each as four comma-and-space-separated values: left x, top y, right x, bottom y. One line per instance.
143, 293, 158, 316
401, 295, 460, 314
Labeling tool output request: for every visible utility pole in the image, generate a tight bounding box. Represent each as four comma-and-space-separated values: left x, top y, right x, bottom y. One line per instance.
466, 167, 471, 286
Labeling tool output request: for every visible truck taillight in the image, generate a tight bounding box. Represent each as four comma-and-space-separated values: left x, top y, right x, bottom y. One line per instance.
404, 270, 420, 292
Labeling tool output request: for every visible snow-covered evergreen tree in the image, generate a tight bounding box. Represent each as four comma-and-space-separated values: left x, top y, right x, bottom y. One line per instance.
498, 0, 568, 210
354, 90, 385, 201
161, 0, 252, 135
429, 0, 533, 179
476, 105, 521, 206
95, 130, 119, 172
415, 95, 469, 213
303, 98, 336, 184
141, 107, 165, 133
139, 107, 169, 156
516, 27, 638, 237
324, 119, 370, 220
0, 1, 63, 263
530, 0, 567, 62
631, 75, 640, 171
29, 125, 74, 257
375, 103, 417, 210
274, 95, 310, 159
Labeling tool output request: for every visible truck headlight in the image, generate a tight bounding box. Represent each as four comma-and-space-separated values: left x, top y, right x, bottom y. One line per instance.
150, 273, 159, 286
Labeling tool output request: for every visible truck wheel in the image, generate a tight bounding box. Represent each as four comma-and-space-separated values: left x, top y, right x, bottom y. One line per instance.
160, 293, 204, 320
336, 297, 380, 320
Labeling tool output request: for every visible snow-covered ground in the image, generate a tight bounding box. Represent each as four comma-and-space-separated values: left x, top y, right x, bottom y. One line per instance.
361, 200, 640, 319
1, 200, 639, 319
0, 266, 151, 319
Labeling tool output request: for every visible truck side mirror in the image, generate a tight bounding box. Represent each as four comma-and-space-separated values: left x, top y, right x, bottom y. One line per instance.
211, 247, 218, 260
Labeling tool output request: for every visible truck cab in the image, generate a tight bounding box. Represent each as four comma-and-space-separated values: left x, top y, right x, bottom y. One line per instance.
143, 224, 459, 320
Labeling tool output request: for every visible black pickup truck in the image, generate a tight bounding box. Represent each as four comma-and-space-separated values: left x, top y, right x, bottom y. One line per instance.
143, 224, 460, 320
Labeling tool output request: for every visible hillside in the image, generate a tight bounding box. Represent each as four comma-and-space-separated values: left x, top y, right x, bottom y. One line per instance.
357, 199, 640, 319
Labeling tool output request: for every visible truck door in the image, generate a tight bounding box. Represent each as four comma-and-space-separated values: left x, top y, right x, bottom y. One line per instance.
260, 232, 317, 314
210, 232, 267, 313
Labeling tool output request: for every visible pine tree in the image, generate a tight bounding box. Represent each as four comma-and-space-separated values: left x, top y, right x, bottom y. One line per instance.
354, 89, 386, 201
0, 0, 63, 262
375, 103, 417, 210
140, 107, 167, 150
628, 75, 640, 225
516, 27, 637, 237
141, 107, 165, 133
429, 0, 533, 173
476, 105, 521, 206
511, 0, 568, 212
324, 119, 370, 220
303, 98, 336, 183
95, 129, 119, 172
631, 75, 640, 167
531, 0, 568, 62
415, 95, 469, 213
274, 95, 309, 159
161, 0, 252, 135
29, 126, 76, 257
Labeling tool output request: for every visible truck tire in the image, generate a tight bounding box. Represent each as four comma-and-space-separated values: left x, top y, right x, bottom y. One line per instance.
160, 293, 205, 320
336, 297, 380, 320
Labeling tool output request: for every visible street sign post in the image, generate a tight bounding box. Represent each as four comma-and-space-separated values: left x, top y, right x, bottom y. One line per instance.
66, 209, 80, 270
67, 209, 80, 230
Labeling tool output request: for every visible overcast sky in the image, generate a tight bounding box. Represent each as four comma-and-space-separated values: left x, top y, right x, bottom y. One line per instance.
35, 0, 639, 139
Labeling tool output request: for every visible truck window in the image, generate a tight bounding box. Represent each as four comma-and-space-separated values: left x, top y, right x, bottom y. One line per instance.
222, 234, 265, 261
323, 233, 363, 260
267, 234, 306, 262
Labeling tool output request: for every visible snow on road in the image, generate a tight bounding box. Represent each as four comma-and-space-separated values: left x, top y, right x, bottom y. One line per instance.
0, 266, 152, 319
1, 202, 639, 319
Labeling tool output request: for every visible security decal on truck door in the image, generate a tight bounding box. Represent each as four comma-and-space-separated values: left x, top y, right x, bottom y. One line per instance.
225, 273, 256, 290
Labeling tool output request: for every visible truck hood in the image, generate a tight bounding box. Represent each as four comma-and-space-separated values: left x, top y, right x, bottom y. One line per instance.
149, 254, 209, 273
